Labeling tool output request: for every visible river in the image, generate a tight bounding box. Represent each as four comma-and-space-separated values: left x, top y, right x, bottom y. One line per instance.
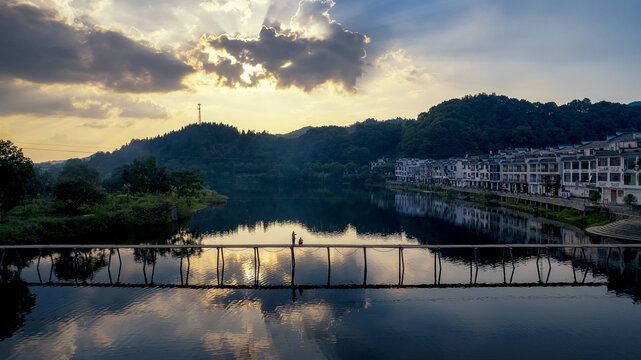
1, 187, 640, 359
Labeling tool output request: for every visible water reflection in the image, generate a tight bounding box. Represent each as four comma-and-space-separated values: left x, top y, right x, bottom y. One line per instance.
2, 188, 641, 358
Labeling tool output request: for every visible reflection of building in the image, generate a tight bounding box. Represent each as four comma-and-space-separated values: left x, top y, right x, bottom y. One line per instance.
384, 192, 573, 245
374, 190, 641, 300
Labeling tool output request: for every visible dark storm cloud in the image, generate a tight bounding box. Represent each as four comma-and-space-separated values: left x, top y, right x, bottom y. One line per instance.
197, 0, 369, 92
0, 3, 194, 93
0, 79, 168, 119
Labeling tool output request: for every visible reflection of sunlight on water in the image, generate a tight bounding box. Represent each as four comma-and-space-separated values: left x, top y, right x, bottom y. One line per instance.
202, 223, 409, 246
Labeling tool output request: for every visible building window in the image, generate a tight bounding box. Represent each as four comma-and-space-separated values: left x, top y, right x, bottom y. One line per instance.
610, 157, 621, 167
572, 173, 579, 182
589, 174, 596, 184
624, 173, 636, 185
590, 161, 596, 169
572, 161, 580, 170
626, 158, 636, 170
581, 161, 589, 169
564, 162, 571, 170
598, 158, 607, 166
610, 173, 621, 182
530, 174, 537, 182
580, 173, 588, 182
598, 173, 607, 182
564, 173, 571, 182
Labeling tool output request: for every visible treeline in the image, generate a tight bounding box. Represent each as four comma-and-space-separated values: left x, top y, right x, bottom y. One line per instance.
1, 139, 228, 243
25, 158, 206, 213
78, 94, 641, 187
1, 139, 222, 216
86, 119, 406, 187
402, 94, 641, 157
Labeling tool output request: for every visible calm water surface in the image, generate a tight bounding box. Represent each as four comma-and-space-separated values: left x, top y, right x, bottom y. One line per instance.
1, 188, 640, 359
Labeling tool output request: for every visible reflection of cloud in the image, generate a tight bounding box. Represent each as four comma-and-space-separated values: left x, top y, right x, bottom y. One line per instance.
202, 332, 274, 359
193, 0, 369, 92
0, 79, 168, 119
0, 3, 193, 93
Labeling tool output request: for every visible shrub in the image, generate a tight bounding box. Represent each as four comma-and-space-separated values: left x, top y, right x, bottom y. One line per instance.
623, 194, 637, 205
54, 179, 106, 212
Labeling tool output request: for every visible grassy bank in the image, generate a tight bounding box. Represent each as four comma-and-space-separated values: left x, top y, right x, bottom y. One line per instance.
0, 190, 227, 244
496, 198, 612, 228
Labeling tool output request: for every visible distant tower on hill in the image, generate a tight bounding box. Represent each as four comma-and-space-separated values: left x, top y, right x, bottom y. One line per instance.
197, 103, 202, 124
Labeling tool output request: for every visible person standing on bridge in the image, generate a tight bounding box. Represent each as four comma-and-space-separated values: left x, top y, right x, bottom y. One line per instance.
292, 231, 296, 245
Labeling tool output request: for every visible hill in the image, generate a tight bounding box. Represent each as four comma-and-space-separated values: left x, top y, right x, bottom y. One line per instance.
78, 94, 641, 186
86, 120, 405, 187
401, 94, 641, 158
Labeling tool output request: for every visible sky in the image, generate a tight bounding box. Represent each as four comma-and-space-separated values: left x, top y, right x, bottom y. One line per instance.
1, 0, 640, 162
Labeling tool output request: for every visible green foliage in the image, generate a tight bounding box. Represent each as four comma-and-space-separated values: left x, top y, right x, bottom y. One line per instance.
58, 160, 100, 183
168, 169, 203, 198
589, 190, 601, 202
623, 194, 638, 205
26, 168, 54, 198
123, 156, 170, 193
0, 140, 34, 213
103, 156, 171, 194
86, 121, 406, 187
0, 192, 225, 244
556, 209, 612, 228
401, 94, 641, 158
53, 179, 106, 212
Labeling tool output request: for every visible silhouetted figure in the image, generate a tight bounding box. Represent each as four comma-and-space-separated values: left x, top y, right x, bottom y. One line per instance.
298, 237, 303, 246
291, 231, 296, 245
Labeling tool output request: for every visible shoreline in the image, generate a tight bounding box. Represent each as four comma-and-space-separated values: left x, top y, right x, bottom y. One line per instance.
386, 183, 613, 229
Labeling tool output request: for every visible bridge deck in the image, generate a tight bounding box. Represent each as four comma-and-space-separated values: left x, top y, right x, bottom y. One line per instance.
2, 243, 641, 250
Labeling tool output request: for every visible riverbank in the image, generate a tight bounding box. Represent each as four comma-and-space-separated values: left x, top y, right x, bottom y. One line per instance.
0, 190, 227, 244
387, 183, 612, 229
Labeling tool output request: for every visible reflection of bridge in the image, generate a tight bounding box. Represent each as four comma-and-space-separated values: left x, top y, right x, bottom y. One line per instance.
25, 281, 608, 290
3, 244, 640, 289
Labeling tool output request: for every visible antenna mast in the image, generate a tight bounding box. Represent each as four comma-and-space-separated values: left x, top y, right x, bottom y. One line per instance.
197, 103, 202, 124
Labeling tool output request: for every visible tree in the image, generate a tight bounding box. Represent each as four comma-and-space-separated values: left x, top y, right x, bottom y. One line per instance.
0, 140, 34, 213
54, 179, 106, 212
623, 194, 637, 206
168, 170, 203, 198
26, 168, 54, 198
58, 160, 100, 184
123, 156, 170, 194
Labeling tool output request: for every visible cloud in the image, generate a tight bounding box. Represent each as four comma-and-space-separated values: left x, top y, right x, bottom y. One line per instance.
193, 0, 369, 92
375, 49, 433, 83
0, 79, 168, 119
0, 3, 194, 93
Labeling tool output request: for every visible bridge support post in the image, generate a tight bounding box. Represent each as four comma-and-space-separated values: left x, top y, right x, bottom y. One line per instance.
143, 249, 148, 285
48, 250, 54, 283
327, 247, 331, 286
363, 248, 367, 286
290, 247, 295, 286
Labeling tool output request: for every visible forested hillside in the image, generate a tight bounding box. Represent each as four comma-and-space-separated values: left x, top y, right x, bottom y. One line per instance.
87, 120, 405, 187
82, 94, 641, 187
402, 94, 641, 157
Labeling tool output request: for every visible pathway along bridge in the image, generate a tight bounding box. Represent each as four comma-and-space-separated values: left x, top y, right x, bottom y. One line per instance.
1, 244, 639, 288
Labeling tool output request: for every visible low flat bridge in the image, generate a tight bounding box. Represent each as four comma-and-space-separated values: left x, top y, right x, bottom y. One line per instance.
2, 244, 638, 288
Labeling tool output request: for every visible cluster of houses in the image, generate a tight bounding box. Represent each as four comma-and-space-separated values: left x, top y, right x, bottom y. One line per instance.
390, 133, 641, 205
